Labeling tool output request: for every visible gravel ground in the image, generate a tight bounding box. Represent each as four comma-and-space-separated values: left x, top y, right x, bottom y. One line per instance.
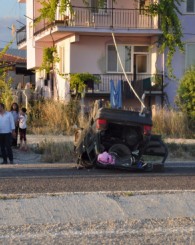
0, 192, 194, 244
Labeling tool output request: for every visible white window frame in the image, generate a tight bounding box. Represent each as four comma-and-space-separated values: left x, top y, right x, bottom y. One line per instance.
106, 44, 150, 74
133, 46, 150, 74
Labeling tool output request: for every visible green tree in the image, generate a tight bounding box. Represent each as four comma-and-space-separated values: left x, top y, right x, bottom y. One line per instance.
0, 74, 13, 109
176, 67, 195, 123
146, 0, 184, 77
0, 41, 14, 108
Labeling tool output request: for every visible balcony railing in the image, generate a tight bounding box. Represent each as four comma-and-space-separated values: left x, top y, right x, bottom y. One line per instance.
69, 73, 164, 97
16, 26, 26, 45
33, 7, 159, 36
16, 7, 160, 44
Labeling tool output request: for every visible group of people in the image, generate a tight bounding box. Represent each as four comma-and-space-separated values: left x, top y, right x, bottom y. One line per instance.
0, 102, 27, 164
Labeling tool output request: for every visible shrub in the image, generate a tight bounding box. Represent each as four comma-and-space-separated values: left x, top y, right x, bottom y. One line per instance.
70, 72, 100, 96
176, 66, 195, 126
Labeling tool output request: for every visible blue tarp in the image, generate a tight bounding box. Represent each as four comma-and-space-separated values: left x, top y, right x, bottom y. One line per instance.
110, 80, 122, 109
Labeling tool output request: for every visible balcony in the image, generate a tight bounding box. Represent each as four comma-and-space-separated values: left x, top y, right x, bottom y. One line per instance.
33, 7, 159, 37
16, 26, 26, 46
69, 73, 164, 96
16, 7, 160, 44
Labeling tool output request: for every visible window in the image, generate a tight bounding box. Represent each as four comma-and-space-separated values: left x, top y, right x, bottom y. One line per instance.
186, 43, 195, 68
59, 46, 65, 74
186, 0, 195, 13
107, 45, 131, 73
134, 46, 149, 74
107, 45, 149, 73
136, 55, 148, 73
91, 0, 108, 13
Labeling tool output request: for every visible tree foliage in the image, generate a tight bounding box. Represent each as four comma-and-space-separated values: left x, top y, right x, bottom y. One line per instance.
0, 41, 14, 108
38, 0, 72, 22
40, 46, 60, 73
176, 67, 195, 123
146, 0, 184, 77
0, 74, 13, 109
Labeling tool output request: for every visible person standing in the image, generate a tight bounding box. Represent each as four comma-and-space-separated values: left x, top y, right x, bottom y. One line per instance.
10, 102, 19, 147
19, 107, 27, 151
0, 103, 15, 164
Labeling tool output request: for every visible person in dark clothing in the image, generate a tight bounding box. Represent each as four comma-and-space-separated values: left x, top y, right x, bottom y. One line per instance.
10, 102, 19, 147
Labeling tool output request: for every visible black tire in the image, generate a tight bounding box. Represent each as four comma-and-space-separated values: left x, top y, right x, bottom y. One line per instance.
108, 144, 131, 157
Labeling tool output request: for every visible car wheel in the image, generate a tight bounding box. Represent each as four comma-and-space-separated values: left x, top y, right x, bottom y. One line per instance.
108, 144, 131, 157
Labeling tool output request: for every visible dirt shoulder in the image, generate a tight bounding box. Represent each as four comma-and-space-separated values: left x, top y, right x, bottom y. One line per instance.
165, 138, 195, 144
5, 135, 195, 165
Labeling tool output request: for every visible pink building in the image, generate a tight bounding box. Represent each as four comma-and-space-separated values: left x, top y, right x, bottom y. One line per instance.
17, 0, 194, 109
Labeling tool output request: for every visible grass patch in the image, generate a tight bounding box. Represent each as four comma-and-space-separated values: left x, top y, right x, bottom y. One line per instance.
33, 140, 76, 163
152, 107, 194, 138
28, 99, 80, 135
166, 143, 195, 161
0, 195, 26, 200
30, 140, 195, 164
123, 192, 134, 197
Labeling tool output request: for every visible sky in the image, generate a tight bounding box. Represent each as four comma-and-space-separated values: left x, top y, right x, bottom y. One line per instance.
0, 0, 26, 48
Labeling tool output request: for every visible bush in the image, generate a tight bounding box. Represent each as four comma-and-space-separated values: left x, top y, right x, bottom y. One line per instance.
70, 72, 100, 96
176, 67, 195, 126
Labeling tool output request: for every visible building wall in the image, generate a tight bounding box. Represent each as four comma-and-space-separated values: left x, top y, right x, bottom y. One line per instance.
70, 35, 154, 74
50, 34, 159, 102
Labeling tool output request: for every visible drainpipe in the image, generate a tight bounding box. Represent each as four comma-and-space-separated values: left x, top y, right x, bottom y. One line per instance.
111, 0, 113, 28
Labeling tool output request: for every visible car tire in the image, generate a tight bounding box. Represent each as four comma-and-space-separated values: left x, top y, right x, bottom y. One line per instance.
108, 144, 131, 157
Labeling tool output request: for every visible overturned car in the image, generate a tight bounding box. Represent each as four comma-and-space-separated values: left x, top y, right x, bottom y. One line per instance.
74, 100, 168, 172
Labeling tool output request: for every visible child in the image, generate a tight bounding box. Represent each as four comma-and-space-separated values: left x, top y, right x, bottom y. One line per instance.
19, 107, 27, 151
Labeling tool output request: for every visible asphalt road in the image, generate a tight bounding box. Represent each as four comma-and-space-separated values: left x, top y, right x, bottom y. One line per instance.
0, 163, 195, 244
0, 163, 195, 194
